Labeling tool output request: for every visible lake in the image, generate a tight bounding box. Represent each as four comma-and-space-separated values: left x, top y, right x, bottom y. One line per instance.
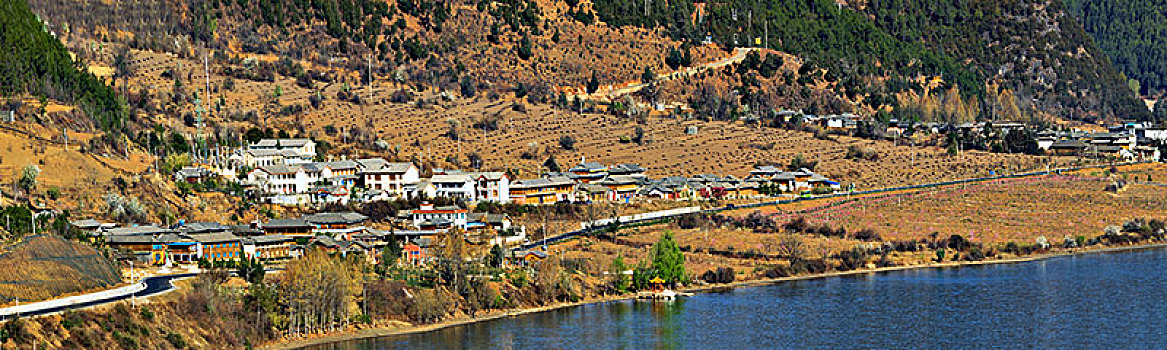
306, 247, 1167, 349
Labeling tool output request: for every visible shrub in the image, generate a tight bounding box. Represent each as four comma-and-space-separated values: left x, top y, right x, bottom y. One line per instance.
945, 234, 971, 251
558, 135, 576, 150
963, 245, 985, 261
836, 248, 869, 271
701, 267, 735, 284
854, 228, 877, 241
166, 331, 187, 349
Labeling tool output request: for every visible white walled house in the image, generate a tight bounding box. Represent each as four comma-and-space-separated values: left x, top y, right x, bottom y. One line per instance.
430, 174, 476, 200
249, 138, 316, 157
410, 203, 468, 230
357, 159, 419, 199
470, 172, 510, 203
248, 165, 312, 195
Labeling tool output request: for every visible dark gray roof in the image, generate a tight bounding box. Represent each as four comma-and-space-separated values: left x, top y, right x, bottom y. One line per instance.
184, 233, 242, 243
356, 158, 414, 173
304, 212, 368, 225
177, 222, 230, 234
608, 163, 645, 174
569, 161, 607, 172
104, 225, 171, 236
249, 235, 293, 244
263, 218, 314, 228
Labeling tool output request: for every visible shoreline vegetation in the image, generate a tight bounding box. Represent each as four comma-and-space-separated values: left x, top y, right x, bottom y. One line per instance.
266, 242, 1167, 350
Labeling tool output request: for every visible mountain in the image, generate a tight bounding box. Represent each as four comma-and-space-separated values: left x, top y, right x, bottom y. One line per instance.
594, 0, 1149, 121
25, 0, 1151, 122
0, 0, 124, 133
1065, 0, 1167, 98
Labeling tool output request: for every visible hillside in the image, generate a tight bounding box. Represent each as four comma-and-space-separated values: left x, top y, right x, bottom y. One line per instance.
0, 0, 125, 134
0, 235, 121, 303
1065, 0, 1167, 98
597, 0, 1148, 121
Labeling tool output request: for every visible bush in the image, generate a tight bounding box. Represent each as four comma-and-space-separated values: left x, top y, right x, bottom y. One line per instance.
963, 245, 986, 261
853, 228, 881, 241
790, 259, 829, 274
945, 234, 971, 251
701, 267, 735, 284
1, 317, 30, 344
166, 331, 187, 349
836, 248, 869, 271
558, 135, 576, 150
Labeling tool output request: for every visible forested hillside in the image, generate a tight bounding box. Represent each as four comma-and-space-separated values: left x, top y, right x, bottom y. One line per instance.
0, 0, 125, 133
594, 0, 1150, 121
1066, 0, 1167, 97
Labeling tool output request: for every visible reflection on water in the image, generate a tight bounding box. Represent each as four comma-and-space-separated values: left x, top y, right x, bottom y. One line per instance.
307, 248, 1167, 349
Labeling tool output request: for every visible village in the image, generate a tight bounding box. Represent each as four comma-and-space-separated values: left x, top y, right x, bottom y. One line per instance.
74, 132, 848, 273
73, 108, 1167, 275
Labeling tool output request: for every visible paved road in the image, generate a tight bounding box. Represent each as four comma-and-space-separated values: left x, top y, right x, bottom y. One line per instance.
0, 273, 195, 321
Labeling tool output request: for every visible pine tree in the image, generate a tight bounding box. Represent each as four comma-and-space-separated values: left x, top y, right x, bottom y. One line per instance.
650, 231, 686, 285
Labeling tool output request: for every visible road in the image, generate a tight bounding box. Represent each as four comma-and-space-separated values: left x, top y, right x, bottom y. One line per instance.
0, 273, 195, 321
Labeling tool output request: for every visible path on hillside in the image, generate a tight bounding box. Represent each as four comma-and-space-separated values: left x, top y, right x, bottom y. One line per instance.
574, 47, 758, 101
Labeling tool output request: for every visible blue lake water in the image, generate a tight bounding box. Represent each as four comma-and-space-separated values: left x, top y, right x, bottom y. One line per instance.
307, 247, 1167, 349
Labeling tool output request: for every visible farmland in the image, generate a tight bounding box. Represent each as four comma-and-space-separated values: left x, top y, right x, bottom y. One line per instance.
562, 164, 1167, 280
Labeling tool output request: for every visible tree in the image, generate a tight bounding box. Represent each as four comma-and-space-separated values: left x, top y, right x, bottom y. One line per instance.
236, 255, 266, 284
15, 165, 39, 199
1128, 78, 1142, 96
112, 46, 136, 89
610, 255, 629, 292
516, 33, 533, 60
777, 234, 806, 263
641, 66, 656, 84
650, 231, 686, 285
586, 72, 600, 94
380, 235, 402, 272
544, 154, 561, 172
244, 127, 267, 144
489, 244, 504, 268
787, 154, 817, 171
558, 135, 576, 150
460, 76, 476, 98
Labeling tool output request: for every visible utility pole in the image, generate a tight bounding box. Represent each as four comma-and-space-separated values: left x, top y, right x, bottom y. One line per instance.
367, 55, 373, 102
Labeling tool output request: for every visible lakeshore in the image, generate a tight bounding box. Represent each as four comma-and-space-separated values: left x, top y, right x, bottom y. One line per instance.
266, 241, 1167, 350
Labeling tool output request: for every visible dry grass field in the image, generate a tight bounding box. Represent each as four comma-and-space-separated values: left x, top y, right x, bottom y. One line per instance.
751, 168, 1167, 245
559, 164, 1167, 279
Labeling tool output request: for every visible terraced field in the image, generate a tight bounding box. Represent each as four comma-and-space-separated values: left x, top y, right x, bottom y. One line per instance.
116, 44, 1085, 190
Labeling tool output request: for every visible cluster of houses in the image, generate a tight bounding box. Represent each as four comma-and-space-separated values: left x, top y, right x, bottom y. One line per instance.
74, 203, 529, 267
173, 138, 845, 207
799, 114, 1164, 162
1038, 123, 1162, 161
